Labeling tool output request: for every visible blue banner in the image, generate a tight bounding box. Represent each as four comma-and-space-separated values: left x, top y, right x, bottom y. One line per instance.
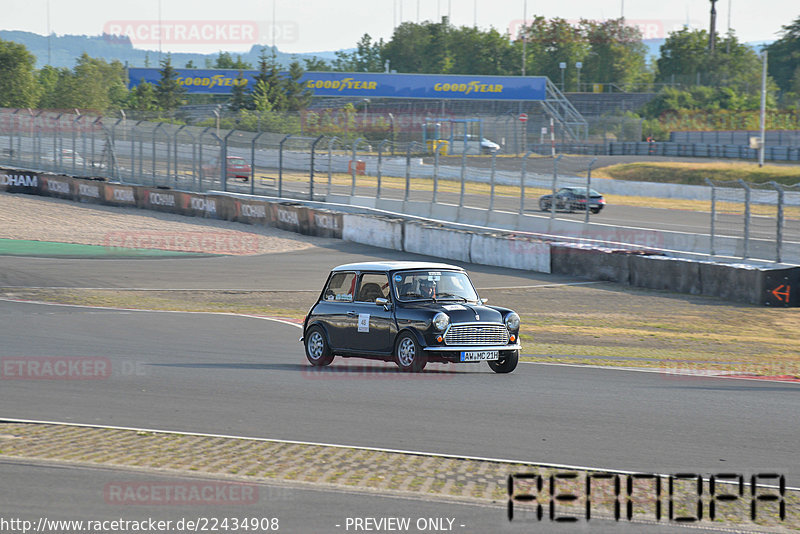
127, 68, 547, 101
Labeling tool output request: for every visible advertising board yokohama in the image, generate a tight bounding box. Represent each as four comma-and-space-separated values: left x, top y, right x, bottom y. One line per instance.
45, 178, 71, 195
239, 203, 267, 219
78, 182, 101, 200
104, 185, 136, 205
147, 191, 177, 207
0, 173, 38, 189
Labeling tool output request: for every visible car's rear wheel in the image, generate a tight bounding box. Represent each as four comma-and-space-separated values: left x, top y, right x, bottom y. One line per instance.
488, 350, 518, 374
394, 332, 427, 372
305, 326, 334, 367
539, 198, 550, 212
590, 207, 601, 214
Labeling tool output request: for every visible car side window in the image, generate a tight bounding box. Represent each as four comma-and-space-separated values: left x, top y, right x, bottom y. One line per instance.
356, 273, 390, 303
323, 272, 356, 302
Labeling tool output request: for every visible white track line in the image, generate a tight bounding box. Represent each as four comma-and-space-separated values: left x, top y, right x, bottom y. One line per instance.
1, 417, 794, 492
477, 281, 604, 290
3, 297, 797, 383
0, 297, 303, 328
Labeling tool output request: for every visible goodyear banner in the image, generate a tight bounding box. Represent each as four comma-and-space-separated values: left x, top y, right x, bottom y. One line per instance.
127, 68, 547, 101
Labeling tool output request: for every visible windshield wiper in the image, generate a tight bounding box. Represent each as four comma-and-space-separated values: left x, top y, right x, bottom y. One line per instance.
435, 293, 468, 302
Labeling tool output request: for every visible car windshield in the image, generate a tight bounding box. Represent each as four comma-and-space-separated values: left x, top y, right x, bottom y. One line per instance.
393, 270, 479, 302
228, 157, 246, 165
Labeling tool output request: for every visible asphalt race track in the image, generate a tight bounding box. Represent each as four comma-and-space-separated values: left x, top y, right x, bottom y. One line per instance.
1, 242, 798, 532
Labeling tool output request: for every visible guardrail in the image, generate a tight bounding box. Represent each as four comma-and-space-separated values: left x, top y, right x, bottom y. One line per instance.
1, 108, 799, 265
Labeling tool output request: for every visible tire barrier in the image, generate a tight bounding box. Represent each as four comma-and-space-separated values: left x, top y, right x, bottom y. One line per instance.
1, 168, 797, 306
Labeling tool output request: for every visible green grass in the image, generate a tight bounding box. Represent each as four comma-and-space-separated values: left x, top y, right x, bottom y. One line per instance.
594, 161, 800, 186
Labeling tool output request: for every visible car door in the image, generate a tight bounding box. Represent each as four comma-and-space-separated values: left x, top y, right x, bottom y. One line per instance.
348, 272, 396, 354
315, 270, 357, 350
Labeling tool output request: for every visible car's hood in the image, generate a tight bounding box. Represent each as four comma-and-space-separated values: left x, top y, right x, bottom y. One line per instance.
402, 302, 503, 323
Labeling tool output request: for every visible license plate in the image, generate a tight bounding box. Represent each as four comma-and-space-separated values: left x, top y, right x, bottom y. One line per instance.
460, 351, 499, 362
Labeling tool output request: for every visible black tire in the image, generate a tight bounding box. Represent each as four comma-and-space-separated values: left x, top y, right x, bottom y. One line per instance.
488, 350, 518, 374
590, 207, 601, 214
305, 326, 334, 367
539, 198, 550, 212
394, 332, 427, 372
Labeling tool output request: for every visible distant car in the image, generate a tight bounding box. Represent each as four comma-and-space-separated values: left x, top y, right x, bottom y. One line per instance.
202, 156, 252, 182
539, 187, 605, 214
43, 148, 85, 167
302, 262, 522, 373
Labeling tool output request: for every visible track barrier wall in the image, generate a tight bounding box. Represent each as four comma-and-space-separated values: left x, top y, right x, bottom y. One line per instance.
1, 166, 797, 306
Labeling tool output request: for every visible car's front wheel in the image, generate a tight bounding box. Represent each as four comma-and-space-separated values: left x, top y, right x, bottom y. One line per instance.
488, 350, 518, 374
305, 326, 334, 367
539, 198, 550, 212
590, 207, 601, 214
394, 332, 427, 372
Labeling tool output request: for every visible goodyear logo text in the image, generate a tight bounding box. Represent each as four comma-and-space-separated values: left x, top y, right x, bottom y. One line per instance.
434, 81, 503, 95
177, 75, 249, 89
305, 78, 377, 91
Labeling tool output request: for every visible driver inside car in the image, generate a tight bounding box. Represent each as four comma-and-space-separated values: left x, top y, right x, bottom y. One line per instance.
419, 278, 436, 299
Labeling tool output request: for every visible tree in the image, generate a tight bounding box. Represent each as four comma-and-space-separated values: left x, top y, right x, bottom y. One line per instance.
250, 47, 286, 111
303, 57, 331, 72
332, 33, 385, 72
228, 70, 249, 111
155, 55, 186, 112
519, 17, 589, 90
766, 15, 800, 93
128, 81, 159, 111
214, 52, 252, 70
579, 18, 652, 88
0, 38, 40, 107
284, 61, 312, 111
655, 28, 763, 93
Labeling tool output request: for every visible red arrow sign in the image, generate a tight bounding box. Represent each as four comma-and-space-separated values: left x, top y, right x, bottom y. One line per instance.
771, 284, 791, 303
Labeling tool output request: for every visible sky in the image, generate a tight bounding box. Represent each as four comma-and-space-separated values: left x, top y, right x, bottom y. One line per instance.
3, 0, 797, 54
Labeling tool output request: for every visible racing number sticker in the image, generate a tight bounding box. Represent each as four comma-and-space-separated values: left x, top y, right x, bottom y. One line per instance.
358, 314, 370, 333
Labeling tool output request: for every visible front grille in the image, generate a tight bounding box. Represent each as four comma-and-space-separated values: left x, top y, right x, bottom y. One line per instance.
444, 324, 509, 346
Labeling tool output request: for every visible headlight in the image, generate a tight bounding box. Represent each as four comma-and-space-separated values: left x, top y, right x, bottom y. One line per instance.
505, 312, 520, 331
432, 312, 449, 331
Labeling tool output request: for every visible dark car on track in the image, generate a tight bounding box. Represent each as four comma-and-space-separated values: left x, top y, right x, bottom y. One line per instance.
539, 187, 605, 214
302, 262, 521, 373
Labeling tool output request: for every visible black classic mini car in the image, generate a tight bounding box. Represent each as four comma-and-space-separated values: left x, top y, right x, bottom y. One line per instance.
302, 262, 521, 373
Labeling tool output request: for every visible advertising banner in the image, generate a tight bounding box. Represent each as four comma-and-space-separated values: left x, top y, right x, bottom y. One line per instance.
127, 68, 547, 101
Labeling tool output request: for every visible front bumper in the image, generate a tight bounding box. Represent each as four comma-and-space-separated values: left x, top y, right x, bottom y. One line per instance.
423, 343, 521, 352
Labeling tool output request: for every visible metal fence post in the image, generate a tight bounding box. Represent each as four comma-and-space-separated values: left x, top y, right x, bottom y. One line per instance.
376, 139, 388, 199
327, 136, 338, 196
250, 131, 266, 195
309, 135, 324, 201
350, 137, 364, 197
173, 125, 186, 185
738, 179, 751, 259
433, 136, 440, 204
551, 154, 563, 220
404, 143, 413, 202
773, 181, 784, 263
489, 151, 497, 212
706, 178, 716, 256
585, 157, 597, 224
223, 130, 237, 192
458, 144, 467, 208
278, 134, 291, 198
520, 150, 534, 215
72, 115, 80, 176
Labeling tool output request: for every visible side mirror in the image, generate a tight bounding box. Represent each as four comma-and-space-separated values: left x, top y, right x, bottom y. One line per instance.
481, 298, 488, 304
375, 298, 391, 310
